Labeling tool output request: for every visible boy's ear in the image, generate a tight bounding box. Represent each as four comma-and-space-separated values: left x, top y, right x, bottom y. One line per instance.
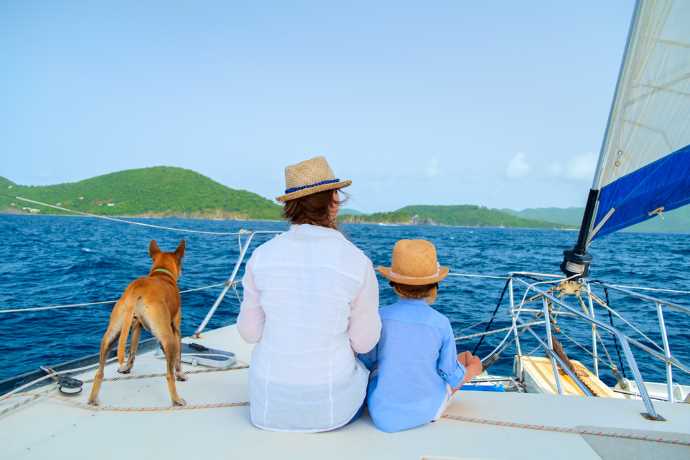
149, 240, 161, 259
175, 240, 186, 259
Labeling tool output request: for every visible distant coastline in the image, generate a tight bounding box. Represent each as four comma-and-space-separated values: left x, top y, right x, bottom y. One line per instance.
0, 211, 580, 233
2, 166, 689, 233
0, 209, 284, 223
8, 210, 690, 236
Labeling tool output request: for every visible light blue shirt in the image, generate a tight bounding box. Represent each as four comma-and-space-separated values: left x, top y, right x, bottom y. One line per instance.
359, 298, 466, 433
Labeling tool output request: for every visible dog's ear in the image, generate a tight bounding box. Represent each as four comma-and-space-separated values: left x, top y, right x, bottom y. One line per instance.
175, 240, 186, 259
149, 240, 161, 259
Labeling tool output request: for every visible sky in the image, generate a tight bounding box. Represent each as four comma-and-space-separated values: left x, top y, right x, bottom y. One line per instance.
1, 1, 636, 212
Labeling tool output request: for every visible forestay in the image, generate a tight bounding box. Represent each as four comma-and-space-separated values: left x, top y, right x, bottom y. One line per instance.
591, 0, 690, 239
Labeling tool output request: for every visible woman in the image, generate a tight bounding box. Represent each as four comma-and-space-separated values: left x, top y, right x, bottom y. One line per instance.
237, 156, 381, 432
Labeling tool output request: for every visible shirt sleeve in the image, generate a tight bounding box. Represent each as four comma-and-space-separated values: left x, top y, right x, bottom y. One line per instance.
437, 321, 466, 389
348, 261, 381, 353
237, 256, 265, 344
358, 344, 378, 371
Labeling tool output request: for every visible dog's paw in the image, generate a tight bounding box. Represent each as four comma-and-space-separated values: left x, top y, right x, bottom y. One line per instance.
87, 398, 100, 406
172, 398, 187, 407
175, 372, 187, 382
117, 366, 131, 374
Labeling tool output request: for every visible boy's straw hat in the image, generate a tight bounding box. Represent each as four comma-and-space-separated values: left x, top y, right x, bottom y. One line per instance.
377, 239, 449, 285
276, 156, 352, 202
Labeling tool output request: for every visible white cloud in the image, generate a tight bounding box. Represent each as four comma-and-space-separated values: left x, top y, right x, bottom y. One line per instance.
425, 156, 440, 178
506, 152, 530, 178
565, 152, 597, 181
547, 152, 597, 181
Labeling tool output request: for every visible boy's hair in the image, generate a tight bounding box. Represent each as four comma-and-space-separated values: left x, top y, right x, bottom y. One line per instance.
282, 190, 346, 229
390, 281, 438, 300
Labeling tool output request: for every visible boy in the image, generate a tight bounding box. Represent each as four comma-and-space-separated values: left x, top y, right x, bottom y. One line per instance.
360, 239, 482, 433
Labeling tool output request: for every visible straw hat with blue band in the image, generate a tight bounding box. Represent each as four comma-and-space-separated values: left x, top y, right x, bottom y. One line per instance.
276, 156, 352, 202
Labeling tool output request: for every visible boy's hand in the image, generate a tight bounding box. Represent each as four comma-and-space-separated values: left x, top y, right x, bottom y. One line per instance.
458, 352, 482, 383
457, 351, 472, 366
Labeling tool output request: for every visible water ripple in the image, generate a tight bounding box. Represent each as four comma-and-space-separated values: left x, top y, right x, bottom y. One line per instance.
1, 215, 689, 386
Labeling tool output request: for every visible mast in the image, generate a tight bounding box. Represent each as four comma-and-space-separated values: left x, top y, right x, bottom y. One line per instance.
561, 0, 642, 278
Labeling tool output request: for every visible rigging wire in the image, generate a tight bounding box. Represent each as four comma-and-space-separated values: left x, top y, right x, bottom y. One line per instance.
604, 287, 627, 378
447, 272, 509, 280
588, 290, 664, 353
0, 281, 237, 314
11, 196, 283, 237
472, 278, 510, 355
591, 280, 690, 296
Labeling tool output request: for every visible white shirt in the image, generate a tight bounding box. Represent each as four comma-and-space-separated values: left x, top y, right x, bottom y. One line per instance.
237, 224, 381, 432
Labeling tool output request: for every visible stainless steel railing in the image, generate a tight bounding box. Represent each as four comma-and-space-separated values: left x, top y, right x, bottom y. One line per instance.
508, 275, 690, 421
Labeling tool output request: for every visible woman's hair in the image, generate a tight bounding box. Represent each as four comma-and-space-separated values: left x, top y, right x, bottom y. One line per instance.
390, 281, 438, 300
282, 189, 346, 229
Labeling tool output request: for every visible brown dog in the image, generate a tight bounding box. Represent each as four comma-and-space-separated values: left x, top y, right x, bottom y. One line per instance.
88, 239, 187, 406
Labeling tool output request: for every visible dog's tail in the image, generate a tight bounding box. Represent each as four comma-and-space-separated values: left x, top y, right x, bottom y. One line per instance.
117, 296, 143, 367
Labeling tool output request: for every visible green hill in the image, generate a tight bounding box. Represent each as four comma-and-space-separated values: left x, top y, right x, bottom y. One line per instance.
507, 206, 690, 234
0, 176, 15, 188
4, 167, 687, 232
0, 166, 282, 220
503, 207, 584, 227
339, 208, 365, 216
340, 205, 565, 229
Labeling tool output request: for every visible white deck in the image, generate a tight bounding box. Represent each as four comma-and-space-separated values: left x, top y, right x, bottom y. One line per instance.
2, 324, 689, 460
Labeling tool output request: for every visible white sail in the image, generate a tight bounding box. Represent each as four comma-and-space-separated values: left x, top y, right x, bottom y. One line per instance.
590, 0, 690, 238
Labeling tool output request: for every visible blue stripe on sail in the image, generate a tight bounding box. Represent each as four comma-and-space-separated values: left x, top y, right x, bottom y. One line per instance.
593, 143, 690, 239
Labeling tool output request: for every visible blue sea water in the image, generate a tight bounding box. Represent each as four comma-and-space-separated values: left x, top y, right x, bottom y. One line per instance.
1, 214, 689, 386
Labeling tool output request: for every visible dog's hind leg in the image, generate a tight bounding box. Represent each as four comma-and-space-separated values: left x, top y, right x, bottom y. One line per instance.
87, 323, 120, 406
116, 297, 139, 372
172, 310, 186, 381
161, 329, 186, 406
118, 320, 141, 374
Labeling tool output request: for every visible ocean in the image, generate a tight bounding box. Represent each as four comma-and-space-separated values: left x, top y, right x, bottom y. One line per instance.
1, 214, 688, 386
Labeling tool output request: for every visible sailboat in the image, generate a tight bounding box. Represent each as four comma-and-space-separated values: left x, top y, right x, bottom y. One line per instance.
1, 1, 689, 458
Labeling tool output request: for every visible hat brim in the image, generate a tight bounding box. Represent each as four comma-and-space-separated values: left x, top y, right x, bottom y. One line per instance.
276, 179, 352, 202
376, 266, 449, 285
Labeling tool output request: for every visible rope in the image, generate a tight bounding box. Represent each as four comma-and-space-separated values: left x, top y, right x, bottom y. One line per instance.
52, 397, 249, 412
82, 363, 249, 384
0, 363, 249, 417
14, 196, 255, 236
0, 393, 45, 418
441, 413, 690, 447
35, 392, 690, 447
0, 281, 236, 314
0, 358, 118, 402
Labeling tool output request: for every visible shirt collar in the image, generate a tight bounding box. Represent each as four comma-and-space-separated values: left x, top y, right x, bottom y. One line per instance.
289, 223, 341, 237
395, 298, 429, 306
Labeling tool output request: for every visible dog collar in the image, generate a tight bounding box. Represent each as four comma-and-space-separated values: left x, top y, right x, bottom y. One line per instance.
152, 268, 176, 279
